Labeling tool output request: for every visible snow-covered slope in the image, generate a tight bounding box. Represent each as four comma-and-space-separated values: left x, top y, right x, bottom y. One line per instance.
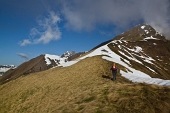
45, 54, 66, 65
44, 51, 77, 66
61, 51, 76, 58
56, 39, 170, 86
0, 65, 15, 76
44, 51, 85, 66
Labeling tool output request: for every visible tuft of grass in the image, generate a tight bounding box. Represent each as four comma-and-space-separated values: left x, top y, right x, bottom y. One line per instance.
83, 96, 96, 103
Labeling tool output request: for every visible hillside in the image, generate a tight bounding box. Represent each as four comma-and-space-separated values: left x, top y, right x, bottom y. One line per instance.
0, 56, 170, 113
0, 24, 170, 113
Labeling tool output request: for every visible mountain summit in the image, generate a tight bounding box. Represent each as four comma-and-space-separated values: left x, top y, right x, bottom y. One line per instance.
114, 24, 166, 41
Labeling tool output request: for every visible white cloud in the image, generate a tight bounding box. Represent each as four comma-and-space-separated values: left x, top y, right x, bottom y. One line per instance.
30, 28, 40, 37
19, 0, 170, 41
20, 11, 61, 46
61, 0, 141, 31
138, 0, 170, 38
61, 0, 170, 38
36, 26, 61, 44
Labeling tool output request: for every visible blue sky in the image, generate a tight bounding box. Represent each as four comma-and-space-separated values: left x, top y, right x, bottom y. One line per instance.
0, 0, 170, 66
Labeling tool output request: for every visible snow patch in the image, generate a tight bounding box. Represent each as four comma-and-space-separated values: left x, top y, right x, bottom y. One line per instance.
122, 58, 130, 65
145, 66, 156, 73
0, 65, 16, 76
144, 30, 149, 34
143, 36, 159, 40
45, 54, 60, 65
118, 45, 122, 49
120, 37, 124, 40
120, 70, 170, 86
141, 25, 145, 29
134, 46, 142, 53
59, 60, 79, 67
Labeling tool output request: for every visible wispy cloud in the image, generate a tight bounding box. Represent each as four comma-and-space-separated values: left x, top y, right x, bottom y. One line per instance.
19, 11, 61, 46
20, 39, 31, 46
17, 53, 29, 60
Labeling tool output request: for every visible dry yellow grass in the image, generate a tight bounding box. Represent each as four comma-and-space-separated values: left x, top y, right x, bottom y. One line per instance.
0, 56, 170, 113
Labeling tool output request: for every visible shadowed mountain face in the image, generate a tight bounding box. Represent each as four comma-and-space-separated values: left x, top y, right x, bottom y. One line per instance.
0, 52, 85, 84
0, 55, 48, 84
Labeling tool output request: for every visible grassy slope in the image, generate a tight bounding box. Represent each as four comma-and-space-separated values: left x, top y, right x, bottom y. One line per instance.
0, 56, 170, 113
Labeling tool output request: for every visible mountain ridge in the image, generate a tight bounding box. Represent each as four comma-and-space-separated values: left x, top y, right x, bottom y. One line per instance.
1, 23, 170, 85
0, 52, 85, 84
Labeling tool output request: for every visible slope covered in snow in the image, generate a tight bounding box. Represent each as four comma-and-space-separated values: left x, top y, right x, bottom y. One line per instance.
45, 54, 66, 65
44, 51, 82, 66
57, 39, 170, 86
0, 65, 15, 76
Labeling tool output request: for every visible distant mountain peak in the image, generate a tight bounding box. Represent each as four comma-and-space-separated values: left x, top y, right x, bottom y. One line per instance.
0, 51, 86, 84
0, 65, 16, 76
114, 24, 166, 41
61, 51, 76, 58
